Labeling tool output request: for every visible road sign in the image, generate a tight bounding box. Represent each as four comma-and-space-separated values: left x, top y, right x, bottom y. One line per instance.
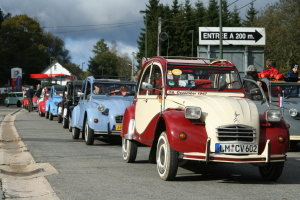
199, 27, 265, 45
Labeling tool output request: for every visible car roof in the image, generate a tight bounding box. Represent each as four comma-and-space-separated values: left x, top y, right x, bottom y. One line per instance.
143, 56, 236, 69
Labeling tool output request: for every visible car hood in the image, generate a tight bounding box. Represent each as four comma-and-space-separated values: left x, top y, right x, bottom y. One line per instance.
166, 95, 260, 145
92, 97, 133, 114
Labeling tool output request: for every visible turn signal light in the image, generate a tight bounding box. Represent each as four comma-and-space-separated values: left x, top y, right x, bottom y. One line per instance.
278, 136, 285, 143
94, 119, 99, 123
179, 132, 187, 140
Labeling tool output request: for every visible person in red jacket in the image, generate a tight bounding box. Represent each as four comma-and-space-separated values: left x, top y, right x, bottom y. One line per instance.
258, 59, 284, 80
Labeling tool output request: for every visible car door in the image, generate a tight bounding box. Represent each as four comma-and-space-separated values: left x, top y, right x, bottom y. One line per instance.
135, 62, 164, 134
78, 80, 91, 129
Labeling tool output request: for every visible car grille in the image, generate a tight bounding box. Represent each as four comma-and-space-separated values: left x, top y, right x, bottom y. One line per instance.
216, 124, 256, 142
115, 115, 123, 123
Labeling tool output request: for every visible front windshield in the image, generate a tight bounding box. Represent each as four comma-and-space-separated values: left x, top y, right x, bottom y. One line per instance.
270, 83, 300, 99
166, 66, 242, 90
93, 82, 135, 96
55, 87, 64, 95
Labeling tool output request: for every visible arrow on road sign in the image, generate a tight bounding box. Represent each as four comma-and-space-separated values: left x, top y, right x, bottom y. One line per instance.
201, 30, 263, 42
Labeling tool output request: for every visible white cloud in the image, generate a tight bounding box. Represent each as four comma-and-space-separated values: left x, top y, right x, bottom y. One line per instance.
1, 0, 279, 68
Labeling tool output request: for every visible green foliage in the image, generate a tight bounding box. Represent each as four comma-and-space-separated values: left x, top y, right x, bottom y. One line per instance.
254, 0, 300, 73
243, 2, 258, 27
0, 13, 73, 86
88, 38, 131, 79
137, 0, 244, 60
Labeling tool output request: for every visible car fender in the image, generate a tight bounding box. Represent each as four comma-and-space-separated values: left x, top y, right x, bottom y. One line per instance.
121, 105, 135, 138
162, 109, 208, 153
259, 117, 289, 154
85, 107, 107, 130
71, 105, 82, 129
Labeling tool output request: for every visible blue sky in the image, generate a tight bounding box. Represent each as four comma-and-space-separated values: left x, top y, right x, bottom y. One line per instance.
1, 0, 279, 70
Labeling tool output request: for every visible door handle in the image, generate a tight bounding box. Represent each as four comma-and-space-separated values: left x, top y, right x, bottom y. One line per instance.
143, 99, 148, 103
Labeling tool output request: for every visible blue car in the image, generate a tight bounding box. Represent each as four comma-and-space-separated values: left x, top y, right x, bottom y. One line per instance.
70, 76, 136, 145
45, 85, 64, 120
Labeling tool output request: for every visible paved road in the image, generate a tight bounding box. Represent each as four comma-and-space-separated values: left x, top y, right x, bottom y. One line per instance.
2, 107, 300, 200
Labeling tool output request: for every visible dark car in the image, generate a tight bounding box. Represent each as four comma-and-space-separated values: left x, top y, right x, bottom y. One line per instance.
57, 80, 83, 130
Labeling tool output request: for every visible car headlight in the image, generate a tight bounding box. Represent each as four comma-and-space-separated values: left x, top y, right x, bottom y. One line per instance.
289, 108, 298, 117
265, 109, 282, 122
97, 104, 105, 112
185, 106, 201, 119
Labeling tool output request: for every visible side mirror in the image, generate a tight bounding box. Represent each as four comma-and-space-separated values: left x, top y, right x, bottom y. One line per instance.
141, 82, 153, 90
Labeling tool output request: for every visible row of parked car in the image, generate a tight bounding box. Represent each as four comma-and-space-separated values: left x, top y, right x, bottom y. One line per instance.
18, 56, 300, 181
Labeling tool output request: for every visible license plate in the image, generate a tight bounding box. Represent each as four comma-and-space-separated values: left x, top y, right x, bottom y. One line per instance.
115, 124, 122, 131
215, 143, 258, 154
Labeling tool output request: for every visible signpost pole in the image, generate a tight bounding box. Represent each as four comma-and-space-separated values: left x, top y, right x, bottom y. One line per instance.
219, 0, 223, 59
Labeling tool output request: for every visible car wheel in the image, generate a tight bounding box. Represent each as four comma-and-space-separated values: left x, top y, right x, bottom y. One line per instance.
68, 116, 72, 132
72, 127, 80, 139
46, 107, 50, 119
63, 117, 69, 129
57, 115, 62, 123
5, 103, 9, 107
259, 162, 284, 181
84, 120, 94, 145
156, 131, 178, 181
49, 112, 54, 120
40, 110, 45, 117
17, 101, 21, 107
122, 138, 137, 163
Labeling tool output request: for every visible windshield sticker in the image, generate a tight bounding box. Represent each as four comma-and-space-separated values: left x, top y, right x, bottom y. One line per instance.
168, 81, 175, 86
172, 69, 182, 76
167, 74, 173, 79
167, 90, 207, 95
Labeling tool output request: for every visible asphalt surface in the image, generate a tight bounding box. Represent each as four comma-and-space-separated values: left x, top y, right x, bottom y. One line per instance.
1, 106, 300, 200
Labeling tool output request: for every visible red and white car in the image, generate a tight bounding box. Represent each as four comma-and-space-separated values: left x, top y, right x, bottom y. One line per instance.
121, 57, 289, 181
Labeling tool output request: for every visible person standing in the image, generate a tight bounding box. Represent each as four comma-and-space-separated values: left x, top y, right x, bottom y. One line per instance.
26, 85, 35, 112
285, 63, 299, 82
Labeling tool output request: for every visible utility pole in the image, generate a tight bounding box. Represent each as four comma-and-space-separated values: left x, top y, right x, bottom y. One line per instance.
219, 0, 223, 59
157, 17, 162, 56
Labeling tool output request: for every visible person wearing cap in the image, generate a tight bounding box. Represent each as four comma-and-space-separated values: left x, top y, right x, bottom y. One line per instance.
285, 63, 299, 82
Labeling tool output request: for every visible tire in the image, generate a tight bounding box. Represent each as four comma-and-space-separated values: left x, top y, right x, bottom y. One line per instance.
68, 116, 72, 132
259, 162, 284, 181
72, 127, 80, 139
39, 110, 45, 117
46, 107, 50, 119
5, 103, 9, 107
17, 101, 21, 107
156, 132, 178, 181
84, 120, 94, 145
122, 138, 137, 163
63, 117, 69, 129
49, 112, 54, 120
58, 115, 62, 123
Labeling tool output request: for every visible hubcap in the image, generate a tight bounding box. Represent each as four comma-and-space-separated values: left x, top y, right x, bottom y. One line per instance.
85, 122, 88, 142
122, 139, 128, 159
157, 140, 166, 175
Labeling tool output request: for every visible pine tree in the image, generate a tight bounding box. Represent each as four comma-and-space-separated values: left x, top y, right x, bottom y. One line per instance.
229, 6, 241, 27
243, 1, 258, 27
205, 0, 219, 26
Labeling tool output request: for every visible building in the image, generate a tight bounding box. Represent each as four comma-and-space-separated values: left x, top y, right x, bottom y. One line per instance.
30, 62, 76, 85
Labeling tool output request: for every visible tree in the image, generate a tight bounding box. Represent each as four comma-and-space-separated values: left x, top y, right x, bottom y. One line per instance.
229, 6, 241, 27
205, 0, 219, 26
243, 1, 258, 27
255, 0, 300, 72
88, 39, 131, 78
0, 14, 73, 86
0, 15, 46, 85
